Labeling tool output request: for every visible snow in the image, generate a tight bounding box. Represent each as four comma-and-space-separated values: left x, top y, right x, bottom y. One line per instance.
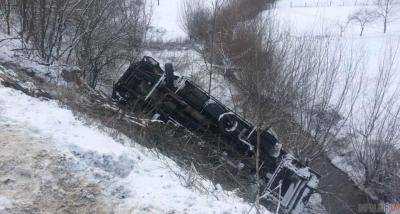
272, 0, 400, 81
5, 0, 392, 211
150, 0, 185, 40
0, 65, 16, 78
0, 4, 266, 211
0, 32, 69, 85
0, 85, 269, 213
149, 0, 215, 40
272, 1, 400, 58
0, 196, 12, 211
144, 48, 237, 109
272, 0, 400, 71
276, 0, 376, 8
270, 0, 400, 129
329, 153, 364, 184
271, 0, 400, 191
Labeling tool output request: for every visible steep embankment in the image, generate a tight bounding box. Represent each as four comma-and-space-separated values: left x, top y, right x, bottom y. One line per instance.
0, 61, 270, 213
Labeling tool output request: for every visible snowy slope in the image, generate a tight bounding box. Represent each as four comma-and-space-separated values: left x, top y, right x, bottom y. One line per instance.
271, 0, 400, 185
0, 80, 268, 213
273, 0, 400, 79
271, 0, 400, 130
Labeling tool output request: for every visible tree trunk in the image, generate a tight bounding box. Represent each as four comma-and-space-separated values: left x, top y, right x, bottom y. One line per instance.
255, 125, 261, 213
383, 17, 387, 34
5, 0, 11, 35
88, 65, 99, 89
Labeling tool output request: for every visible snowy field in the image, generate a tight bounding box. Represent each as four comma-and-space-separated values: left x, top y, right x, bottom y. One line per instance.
149, 0, 189, 40
273, 0, 400, 185
274, 0, 400, 73
277, 0, 382, 8
148, 0, 400, 189
273, 0, 400, 77
0, 77, 268, 213
149, 0, 186, 40
149, 0, 215, 40
149, 0, 400, 114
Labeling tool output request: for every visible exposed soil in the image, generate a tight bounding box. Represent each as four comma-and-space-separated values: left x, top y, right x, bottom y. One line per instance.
0, 119, 112, 213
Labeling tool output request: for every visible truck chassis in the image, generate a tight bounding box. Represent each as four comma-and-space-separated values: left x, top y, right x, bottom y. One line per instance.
112, 56, 319, 213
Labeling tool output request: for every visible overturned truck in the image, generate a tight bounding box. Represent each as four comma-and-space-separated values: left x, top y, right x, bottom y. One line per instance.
112, 56, 319, 213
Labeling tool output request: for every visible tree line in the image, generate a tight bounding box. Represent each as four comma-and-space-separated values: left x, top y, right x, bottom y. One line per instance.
0, 0, 150, 88
182, 0, 400, 210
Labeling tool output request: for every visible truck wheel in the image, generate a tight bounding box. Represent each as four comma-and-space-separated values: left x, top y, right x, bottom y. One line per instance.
218, 112, 238, 132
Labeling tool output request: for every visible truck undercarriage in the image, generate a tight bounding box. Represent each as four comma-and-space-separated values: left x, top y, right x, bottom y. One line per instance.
112, 56, 320, 213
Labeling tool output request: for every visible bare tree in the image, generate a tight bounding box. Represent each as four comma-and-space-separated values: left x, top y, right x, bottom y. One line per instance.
349, 45, 400, 202
181, 0, 221, 95
0, 0, 12, 34
279, 35, 364, 162
348, 8, 379, 36
181, 0, 400, 208
7, 0, 149, 88
336, 21, 349, 37
375, 0, 399, 33
213, 15, 364, 163
13, 0, 80, 63
72, 0, 148, 88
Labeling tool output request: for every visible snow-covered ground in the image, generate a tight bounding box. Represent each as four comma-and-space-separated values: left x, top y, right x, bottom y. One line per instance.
0, 33, 69, 85
0, 75, 268, 213
277, 0, 381, 8
273, 0, 400, 83
149, 0, 215, 40
2, 0, 395, 211
129, 0, 400, 208
273, 0, 400, 185
0, 15, 263, 212
149, 0, 186, 40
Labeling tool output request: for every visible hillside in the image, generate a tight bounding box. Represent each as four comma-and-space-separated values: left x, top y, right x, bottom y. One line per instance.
274, 0, 400, 189
0, 58, 269, 213
1, 0, 399, 213
148, 0, 400, 213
